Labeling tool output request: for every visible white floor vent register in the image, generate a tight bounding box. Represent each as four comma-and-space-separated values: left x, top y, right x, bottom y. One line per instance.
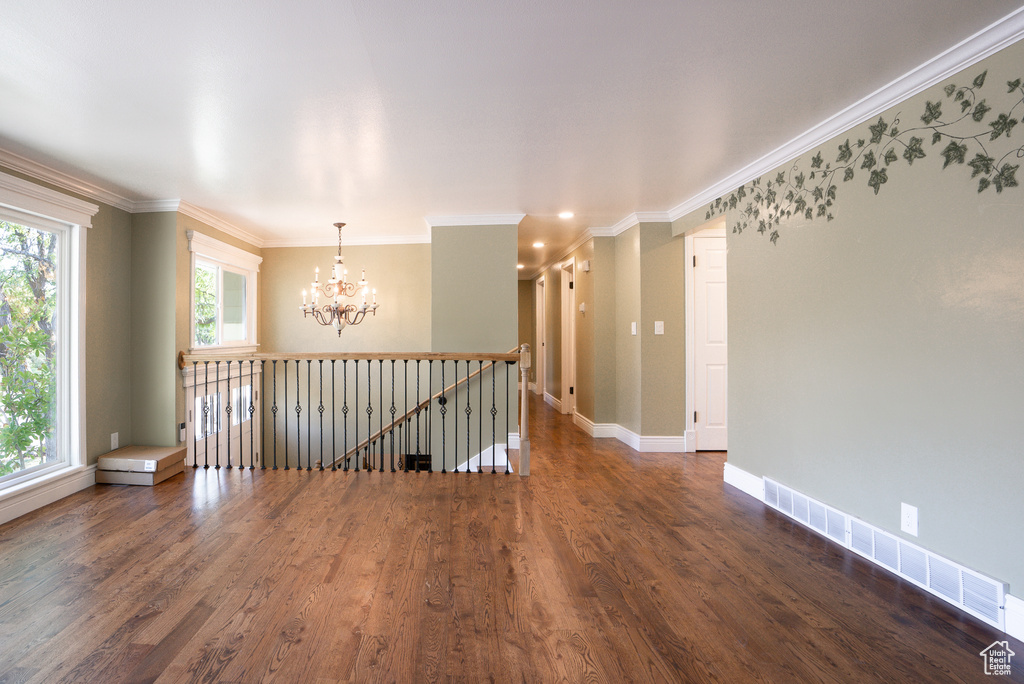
763, 478, 1007, 630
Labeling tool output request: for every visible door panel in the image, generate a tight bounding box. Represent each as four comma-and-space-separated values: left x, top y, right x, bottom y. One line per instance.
695, 236, 728, 450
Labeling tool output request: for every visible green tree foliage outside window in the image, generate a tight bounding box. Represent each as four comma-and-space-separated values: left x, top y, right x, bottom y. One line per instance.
0, 221, 58, 478
194, 262, 217, 346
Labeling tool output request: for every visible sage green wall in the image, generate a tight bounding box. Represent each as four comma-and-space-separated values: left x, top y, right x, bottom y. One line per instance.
261, 244, 430, 353
130, 212, 178, 447
639, 223, 686, 436
517, 280, 535, 384
567, 240, 595, 423
698, 42, 1024, 590
614, 225, 641, 433
86, 203, 133, 461
592, 237, 617, 425
431, 225, 517, 353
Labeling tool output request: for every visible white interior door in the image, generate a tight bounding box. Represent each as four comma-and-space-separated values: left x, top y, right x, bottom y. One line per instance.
694, 236, 728, 450
535, 277, 545, 396
560, 260, 576, 415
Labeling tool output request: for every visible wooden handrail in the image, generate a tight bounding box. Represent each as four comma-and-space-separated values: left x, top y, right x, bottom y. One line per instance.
179, 350, 520, 369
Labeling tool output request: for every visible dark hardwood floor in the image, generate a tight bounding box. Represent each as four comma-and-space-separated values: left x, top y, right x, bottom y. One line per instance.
0, 400, 1020, 683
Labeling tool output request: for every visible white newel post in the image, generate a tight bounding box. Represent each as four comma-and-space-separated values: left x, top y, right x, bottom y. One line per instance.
519, 343, 531, 476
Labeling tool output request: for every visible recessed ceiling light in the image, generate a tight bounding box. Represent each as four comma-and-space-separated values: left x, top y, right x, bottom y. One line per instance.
558, 211, 574, 219
533, 241, 544, 248
516, 263, 524, 269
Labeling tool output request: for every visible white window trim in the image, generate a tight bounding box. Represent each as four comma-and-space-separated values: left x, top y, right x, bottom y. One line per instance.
0, 171, 97, 523
187, 230, 262, 352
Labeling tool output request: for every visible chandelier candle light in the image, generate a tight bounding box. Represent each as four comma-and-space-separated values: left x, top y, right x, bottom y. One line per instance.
300, 222, 378, 335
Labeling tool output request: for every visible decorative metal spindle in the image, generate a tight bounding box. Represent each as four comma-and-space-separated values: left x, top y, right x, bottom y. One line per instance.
343, 360, 349, 471
365, 360, 373, 471
415, 361, 421, 472
465, 361, 472, 474
272, 360, 278, 470
440, 360, 447, 473
249, 360, 256, 469
390, 360, 396, 472
203, 361, 210, 469
427, 360, 433, 473
214, 361, 222, 469
491, 361, 497, 474
225, 360, 232, 469
354, 360, 359, 471
284, 360, 290, 470
331, 359, 337, 471
478, 360, 483, 473
318, 360, 325, 471
505, 361, 511, 474
192, 361, 198, 468
453, 360, 458, 473
404, 360, 410, 472
307, 360, 312, 470
261, 360, 266, 469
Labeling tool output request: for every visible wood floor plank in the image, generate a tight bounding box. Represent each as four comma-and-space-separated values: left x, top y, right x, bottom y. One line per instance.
0, 400, 1021, 683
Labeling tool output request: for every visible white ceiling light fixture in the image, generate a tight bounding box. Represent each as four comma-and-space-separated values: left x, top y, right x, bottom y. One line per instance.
558, 211, 574, 219
300, 222, 379, 336
533, 241, 545, 248
517, 263, 525, 269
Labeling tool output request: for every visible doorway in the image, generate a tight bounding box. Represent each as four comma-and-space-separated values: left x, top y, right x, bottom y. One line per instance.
560, 259, 576, 415
535, 276, 545, 397
685, 220, 728, 451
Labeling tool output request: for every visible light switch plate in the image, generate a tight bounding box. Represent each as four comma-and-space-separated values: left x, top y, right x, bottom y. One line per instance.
654, 321, 664, 335
631, 322, 637, 336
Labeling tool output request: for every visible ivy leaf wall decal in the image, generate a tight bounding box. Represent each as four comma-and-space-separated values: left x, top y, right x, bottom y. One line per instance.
705, 67, 1024, 243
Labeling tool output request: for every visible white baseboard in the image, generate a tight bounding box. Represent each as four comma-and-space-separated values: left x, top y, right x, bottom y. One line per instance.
456, 444, 513, 474
0, 465, 97, 526
685, 429, 696, 449
508, 432, 520, 449
638, 435, 687, 453
1006, 593, 1024, 641
723, 462, 764, 501
529, 382, 537, 393
544, 392, 561, 412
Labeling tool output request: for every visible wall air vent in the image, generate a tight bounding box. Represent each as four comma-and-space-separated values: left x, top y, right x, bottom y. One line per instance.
762, 477, 1007, 630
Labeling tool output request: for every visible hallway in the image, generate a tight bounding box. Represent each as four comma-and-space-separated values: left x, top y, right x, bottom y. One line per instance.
0, 399, 1019, 682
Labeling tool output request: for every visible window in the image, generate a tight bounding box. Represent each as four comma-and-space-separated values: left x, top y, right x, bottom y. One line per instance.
187, 231, 261, 350
0, 171, 95, 493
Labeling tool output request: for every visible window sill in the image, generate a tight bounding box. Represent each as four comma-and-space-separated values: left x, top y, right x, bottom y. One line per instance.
0, 464, 96, 525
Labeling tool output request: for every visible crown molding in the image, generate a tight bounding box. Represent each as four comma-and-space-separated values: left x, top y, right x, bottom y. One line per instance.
590, 211, 672, 237
0, 170, 100, 227
424, 214, 525, 227
0, 147, 136, 212
667, 5, 1024, 222
131, 199, 182, 213
261, 233, 432, 248
140, 200, 265, 248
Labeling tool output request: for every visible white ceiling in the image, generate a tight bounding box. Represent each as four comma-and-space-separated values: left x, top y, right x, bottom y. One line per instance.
3, 1, 1023, 276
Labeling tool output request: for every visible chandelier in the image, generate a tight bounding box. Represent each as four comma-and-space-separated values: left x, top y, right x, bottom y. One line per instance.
300, 222, 378, 335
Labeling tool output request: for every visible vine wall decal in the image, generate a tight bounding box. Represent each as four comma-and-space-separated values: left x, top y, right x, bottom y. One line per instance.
705, 68, 1024, 243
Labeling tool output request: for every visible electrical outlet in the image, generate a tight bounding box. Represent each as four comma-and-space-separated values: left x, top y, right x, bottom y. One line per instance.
110, 432, 119, 450
901, 502, 918, 536
654, 321, 665, 335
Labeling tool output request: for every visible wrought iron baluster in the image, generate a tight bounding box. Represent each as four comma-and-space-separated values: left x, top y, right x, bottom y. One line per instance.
453, 360, 458, 473
192, 361, 198, 468
343, 359, 350, 471
272, 360, 278, 470
403, 360, 410, 472
390, 360, 397, 472
249, 360, 256, 469
225, 360, 232, 470
354, 359, 359, 472
307, 359, 312, 471
479, 360, 483, 473
415, 361, 422, 472
427, 360, 433, 473
318, 360, 325, 471
465, 360, 472, 474
331, 359, 337, 471
284, 360, 290, 470
440, 360, 447, 473
491, 360, 497, 474
505, 360, 510, 474
203, 361, 210, 469
365, 360, 373, 471
214, 360, 221, 469
261, 360, 267, 469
